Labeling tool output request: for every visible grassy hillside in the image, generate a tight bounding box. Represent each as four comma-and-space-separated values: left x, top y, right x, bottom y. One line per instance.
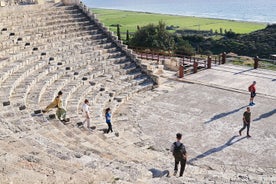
210, 24, 276, 58
91, 9, 266, 34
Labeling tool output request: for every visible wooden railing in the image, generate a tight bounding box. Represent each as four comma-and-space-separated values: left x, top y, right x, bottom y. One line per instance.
129, 46, 228, 77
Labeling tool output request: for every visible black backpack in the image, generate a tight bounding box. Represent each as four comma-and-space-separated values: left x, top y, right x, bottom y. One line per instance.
173, 142, 183, 159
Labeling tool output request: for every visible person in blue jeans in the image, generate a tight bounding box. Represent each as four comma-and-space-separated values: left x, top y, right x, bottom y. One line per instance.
105, 108, 113, 133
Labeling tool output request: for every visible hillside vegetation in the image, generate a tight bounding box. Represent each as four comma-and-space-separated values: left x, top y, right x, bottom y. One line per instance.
200, 24, 276, 58
92, 9, 275, 58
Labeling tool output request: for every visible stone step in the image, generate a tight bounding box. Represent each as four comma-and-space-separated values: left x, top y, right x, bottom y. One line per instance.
0, 3, 159, 183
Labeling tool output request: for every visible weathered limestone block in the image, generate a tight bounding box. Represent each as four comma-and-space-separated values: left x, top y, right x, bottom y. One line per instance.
19, 105, 26, 110
34, 110, 41, 114
3, 101, 10, 106
35, 0, 45, 4
0, 1, 6, 6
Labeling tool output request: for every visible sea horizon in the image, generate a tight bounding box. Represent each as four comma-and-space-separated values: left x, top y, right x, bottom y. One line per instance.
81, 0, 276, 24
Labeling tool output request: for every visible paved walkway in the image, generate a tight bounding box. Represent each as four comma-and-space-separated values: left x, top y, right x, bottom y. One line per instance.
115, 64, 276, 183
179, 64, 276, 99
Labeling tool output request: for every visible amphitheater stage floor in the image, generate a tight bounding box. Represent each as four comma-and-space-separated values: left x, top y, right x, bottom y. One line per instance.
115, 64, 276, 183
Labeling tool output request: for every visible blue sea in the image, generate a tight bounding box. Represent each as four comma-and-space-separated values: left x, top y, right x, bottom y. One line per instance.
81, 0, 276, 24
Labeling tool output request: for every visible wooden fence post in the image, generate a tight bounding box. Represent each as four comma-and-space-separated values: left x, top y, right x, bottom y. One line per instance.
254, 56, 259, 69
222, 52, 226, 64
179, 64, 184, 78
193, 61, 198, 73
207, 56, 212, 69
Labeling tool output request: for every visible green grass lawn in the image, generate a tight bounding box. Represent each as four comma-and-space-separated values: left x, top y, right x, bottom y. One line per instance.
91, 8, 266, 35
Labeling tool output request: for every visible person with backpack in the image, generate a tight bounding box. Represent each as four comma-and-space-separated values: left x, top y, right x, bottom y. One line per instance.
170, 133, 187, 177
248, 81, 256, 106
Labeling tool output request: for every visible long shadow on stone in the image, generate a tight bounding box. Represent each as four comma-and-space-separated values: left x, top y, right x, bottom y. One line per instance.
205, 105, 247, 124
253, 109, 276, 122
98, 128, 108, 133
233, 68, 254, 75
188, 135, 247, 164
272, 79, 276, 81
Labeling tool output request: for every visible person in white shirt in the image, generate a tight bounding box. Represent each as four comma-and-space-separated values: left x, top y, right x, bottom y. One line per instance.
82, 99, 90, 129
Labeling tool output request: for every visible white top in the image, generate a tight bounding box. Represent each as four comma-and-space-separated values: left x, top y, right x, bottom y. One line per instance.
82, 103, 89, 117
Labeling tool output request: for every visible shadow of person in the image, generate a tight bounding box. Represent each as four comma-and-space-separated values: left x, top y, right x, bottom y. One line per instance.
253, 109, 276, 122
148, 168, 170, 178
272, 79, 276, 81
188, 135, 247, 164
205, 105, 247, 124
233, 68, 254, 75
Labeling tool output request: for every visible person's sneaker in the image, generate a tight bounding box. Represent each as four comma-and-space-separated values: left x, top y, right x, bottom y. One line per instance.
252, 102, 255, 105
239, 131, 241, 136
249, 102, 253, 106
173, 171, 177, 176
77, 122, 83, 127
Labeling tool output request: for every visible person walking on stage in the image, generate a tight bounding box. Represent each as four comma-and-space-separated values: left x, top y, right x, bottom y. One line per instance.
248, 81, 256, 106
239, 107, 251, 137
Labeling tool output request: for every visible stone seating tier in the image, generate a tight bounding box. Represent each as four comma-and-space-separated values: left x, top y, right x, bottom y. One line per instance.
0, 33, 111, 82
0, 4, 76, 17
0, 3, 159, 183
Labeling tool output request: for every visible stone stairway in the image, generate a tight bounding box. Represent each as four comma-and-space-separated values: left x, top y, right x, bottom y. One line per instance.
0, 2, 160, 183
7, 1, 274, 184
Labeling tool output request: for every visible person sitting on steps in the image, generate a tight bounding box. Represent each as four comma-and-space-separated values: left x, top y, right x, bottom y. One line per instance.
42, 91, 69, 123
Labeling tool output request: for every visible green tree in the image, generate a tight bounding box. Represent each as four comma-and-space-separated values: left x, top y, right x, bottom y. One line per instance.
117, 24, 121, 40
126, 30, 130, 44
130, 21, 175, 51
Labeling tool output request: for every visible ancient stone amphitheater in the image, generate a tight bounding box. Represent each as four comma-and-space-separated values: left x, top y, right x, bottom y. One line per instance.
0, 1, 158, 183
1, 0, 275, 184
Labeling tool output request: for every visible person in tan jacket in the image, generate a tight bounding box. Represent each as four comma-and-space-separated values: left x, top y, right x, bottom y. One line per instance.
42, 91, 68, 122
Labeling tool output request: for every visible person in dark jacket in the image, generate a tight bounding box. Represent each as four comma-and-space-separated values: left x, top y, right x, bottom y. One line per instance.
170, 133, 187, 177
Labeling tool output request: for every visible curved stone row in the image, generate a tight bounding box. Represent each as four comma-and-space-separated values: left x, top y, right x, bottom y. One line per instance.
0, 2, 157, 183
